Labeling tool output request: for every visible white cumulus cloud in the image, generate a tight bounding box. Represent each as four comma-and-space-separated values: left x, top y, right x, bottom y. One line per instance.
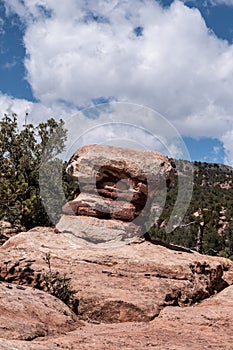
2, 0, 233, 164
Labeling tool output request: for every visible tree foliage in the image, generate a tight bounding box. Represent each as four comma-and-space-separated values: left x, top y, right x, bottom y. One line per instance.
0, 113, 67, 229
149, 160, 233, 260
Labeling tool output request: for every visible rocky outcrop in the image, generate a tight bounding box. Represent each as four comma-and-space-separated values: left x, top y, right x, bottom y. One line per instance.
0, 227, 233, 348
60, 145, 174, 244
0, 227, 233, 349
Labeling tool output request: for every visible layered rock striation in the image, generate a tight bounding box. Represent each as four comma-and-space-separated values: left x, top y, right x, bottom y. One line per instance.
58, 144, 174, 245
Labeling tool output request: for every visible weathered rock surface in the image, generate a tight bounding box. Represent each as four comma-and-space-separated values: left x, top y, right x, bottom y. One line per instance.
66, 145, 173, 210
0, 227, 232, 348
67, 144, 173, 189
60, 144, 174, 242
62, 193, 138, 221
57, 215, 142, 246
0, 281, 81, 341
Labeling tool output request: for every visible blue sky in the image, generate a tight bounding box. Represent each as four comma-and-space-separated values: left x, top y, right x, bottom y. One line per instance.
0, 3, 33, 101
0, 0, 233, 164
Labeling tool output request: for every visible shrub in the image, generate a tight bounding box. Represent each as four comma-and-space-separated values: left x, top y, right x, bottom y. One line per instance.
41, 253, 78, 308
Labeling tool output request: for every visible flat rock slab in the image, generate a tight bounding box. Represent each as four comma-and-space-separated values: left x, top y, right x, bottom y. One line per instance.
56, 215, 142, 246
1, 228, 233, 319
0, 227, 233, 349
1, 286, 233, 349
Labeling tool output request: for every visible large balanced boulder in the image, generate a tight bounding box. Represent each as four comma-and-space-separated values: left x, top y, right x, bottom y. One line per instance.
59, 144, 174, 244
66, 144, 173, 202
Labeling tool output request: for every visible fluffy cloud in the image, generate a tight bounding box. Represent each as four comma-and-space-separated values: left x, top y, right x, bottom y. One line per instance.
62, 102, 189, 162
0, 94, 33, 120
0, 93, 77, 127
3, 0, 233, 164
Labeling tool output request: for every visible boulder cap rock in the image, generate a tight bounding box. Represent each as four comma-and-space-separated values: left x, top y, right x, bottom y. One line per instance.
66, 144, 174, 189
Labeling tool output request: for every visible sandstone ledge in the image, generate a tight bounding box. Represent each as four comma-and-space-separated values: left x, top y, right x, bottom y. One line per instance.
56, 215, 142, 246
0, 227, 232, 349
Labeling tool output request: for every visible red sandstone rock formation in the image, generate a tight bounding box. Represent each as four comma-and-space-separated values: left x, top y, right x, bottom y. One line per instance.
60, 144, 174, 244
0, 146, 232, 349
0, 227, 233, 349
